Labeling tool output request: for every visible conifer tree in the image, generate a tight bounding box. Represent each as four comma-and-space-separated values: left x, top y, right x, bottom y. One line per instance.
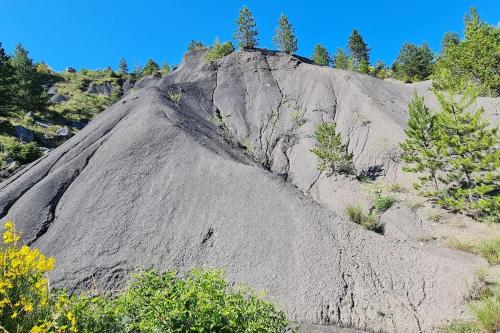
10, 44, 46, 114
273, 14, 298, 54
348, 29, 370, 66
0, 43, 14, 115
400, 87, 499, 222
311, 44, 330, 66
161, 63, 170, 75
142, 59, 160, 76
400, 92, 443, 192
119, 58, 128, 74
433, 88, 499, 218
187, 40, 205, 52
333, 48, 349, 69
233, 6, 258, 49
311, 122, 354, 175
392, 43, 434, 82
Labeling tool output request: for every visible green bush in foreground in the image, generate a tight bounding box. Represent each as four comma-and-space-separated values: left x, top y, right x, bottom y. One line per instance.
61, 269, 293, 333
1, 221, 292, 333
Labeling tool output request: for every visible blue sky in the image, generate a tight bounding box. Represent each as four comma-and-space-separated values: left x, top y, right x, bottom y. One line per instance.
0, 0, 498, 71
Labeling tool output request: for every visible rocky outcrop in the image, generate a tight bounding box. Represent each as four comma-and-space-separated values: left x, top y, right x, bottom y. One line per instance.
14, 125, 34, 142
0, 49, 484, 332
86, 82, 113, 96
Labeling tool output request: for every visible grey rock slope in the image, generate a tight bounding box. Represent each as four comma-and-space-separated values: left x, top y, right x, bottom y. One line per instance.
0, 49, 481, 332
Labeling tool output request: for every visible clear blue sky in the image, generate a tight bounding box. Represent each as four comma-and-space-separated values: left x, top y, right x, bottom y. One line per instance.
1, 0, 498, 71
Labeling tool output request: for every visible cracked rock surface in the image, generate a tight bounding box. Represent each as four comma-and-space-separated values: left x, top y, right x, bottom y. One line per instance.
0, 49, 481, 332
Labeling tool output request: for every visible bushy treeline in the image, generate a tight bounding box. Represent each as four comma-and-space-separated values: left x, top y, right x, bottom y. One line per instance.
0, 221, 293, 333
201, 6, 498, 98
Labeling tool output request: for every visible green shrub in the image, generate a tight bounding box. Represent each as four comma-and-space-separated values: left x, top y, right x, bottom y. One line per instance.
205, 39, 235, 63
115, 269, 291, 333
3, 139, 42, 164
346, 205, 381, 232
372, 195, 396, 212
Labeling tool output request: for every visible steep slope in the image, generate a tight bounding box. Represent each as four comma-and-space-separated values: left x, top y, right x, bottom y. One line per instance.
0, 49, 483, 332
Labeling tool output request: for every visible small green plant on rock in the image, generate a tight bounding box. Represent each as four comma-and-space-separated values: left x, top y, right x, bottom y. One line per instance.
372, 194, 396, 213
166, 91, 182, 105
346, 204, 381, 232
204, 39, 235, 63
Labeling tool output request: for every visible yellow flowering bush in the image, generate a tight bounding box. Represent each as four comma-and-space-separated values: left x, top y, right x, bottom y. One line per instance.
0, 221, 76, 333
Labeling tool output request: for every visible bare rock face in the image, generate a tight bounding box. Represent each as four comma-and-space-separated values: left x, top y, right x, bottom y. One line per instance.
0, 49, 481, 332
86, 82, 113, 96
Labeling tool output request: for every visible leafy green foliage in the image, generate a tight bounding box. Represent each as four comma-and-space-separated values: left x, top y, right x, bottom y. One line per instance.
234, 6, 259, 49
205, 39, 235, 63
433, 8, 500, 96
311, 44, 330, 66
310, 122, 354, 175
348, 29, 370, 66
60, 270, 292, 333
115, 269, 291, 333
400, 89, 499, 222
372, 195, 396, 212
392, 43, 434, 82
441, 32, 460, 51
142, 59, 160, 76
273, 14, 298, 54
2, 139, 42, 164
345, 205, 381, 232
187, 40, 206, 52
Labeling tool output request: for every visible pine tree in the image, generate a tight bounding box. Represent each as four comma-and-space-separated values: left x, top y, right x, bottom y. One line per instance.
273, 14, 298, 54
161, 63, 170, 75
433, 88, 499, 218
0, 43, 14, 115
187, 40, 205, 52
400, 87, 499, 222
311, 122, 354, 175
142, 59, 160, 76
119, 58, 128, 74
311, 44, 330, 66
400, 92, 443, 192
233, 6, 258, 49
333, 48, 349, 69
348, 29, 370, 66
133, 64, 142, 78
392, 43, 434, 82
10, 44, 46, 114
